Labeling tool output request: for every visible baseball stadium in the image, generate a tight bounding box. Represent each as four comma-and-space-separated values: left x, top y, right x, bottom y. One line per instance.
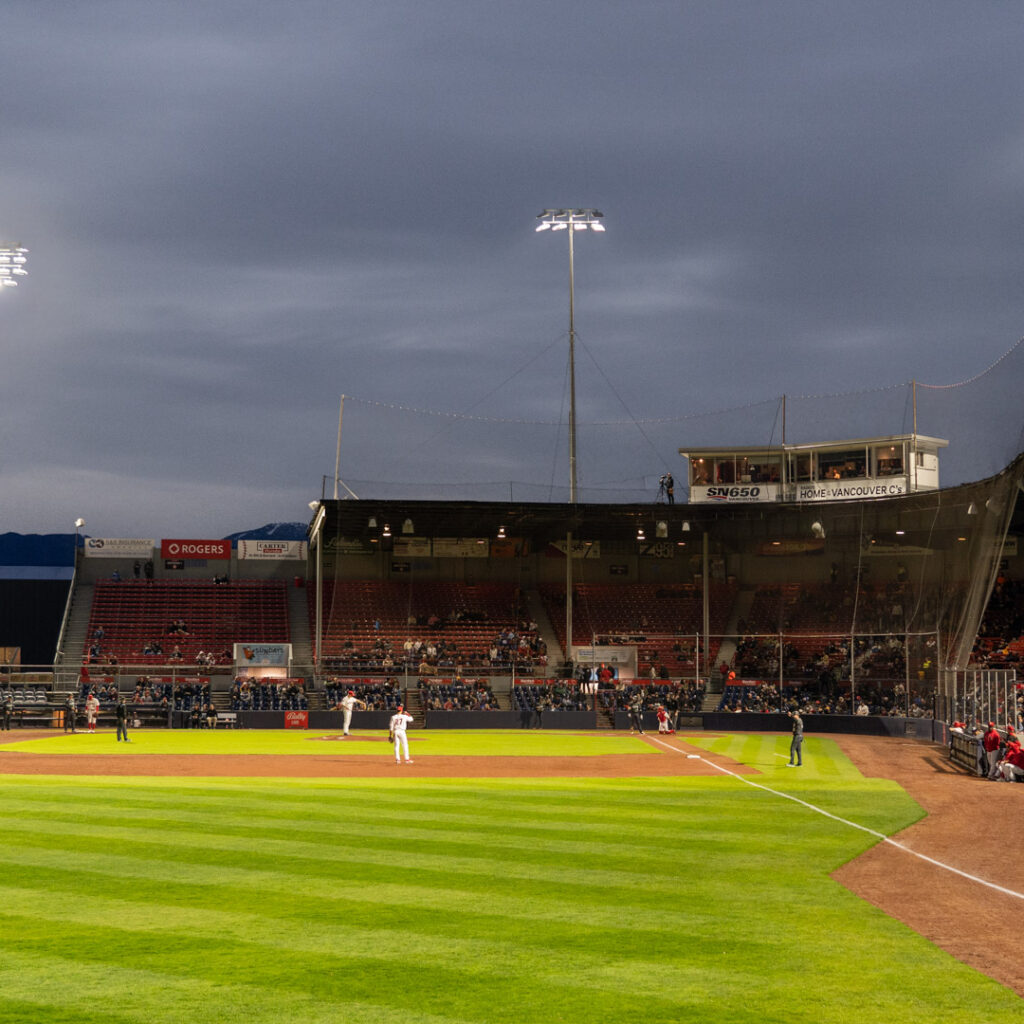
3, 374, 1024, 1023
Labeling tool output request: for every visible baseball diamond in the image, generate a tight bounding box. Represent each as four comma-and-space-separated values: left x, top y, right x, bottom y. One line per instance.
0, 725, 1020, 1023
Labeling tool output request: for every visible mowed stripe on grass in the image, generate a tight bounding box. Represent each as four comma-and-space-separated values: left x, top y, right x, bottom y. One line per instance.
0, 740, 1019, 1023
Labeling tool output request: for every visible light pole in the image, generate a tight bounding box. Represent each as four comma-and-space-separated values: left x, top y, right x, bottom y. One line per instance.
308, 501, 327, 681
536, 208, 604, 676
0, 244, 28, 288
74, 518, 85, 569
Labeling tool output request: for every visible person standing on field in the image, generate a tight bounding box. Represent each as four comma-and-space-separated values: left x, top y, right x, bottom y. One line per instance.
389, 704, 414, 764
64, 693, 77, 733
115, 696, 131, 743
1, 691, 12, 731
787, 710, 803, 766
340, 689, 366, 737
85, 692, 100, 734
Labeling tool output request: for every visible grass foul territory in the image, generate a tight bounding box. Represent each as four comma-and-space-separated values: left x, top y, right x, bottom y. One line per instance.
0, 730, 1018, 1023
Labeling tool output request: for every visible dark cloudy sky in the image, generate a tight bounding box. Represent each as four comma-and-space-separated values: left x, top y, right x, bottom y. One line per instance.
3, 2, 1024, 538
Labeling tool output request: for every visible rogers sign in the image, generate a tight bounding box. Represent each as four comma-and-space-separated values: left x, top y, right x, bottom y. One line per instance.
161, 539, 231, 560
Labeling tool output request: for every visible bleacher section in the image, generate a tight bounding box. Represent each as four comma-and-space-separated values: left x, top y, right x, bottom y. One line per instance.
538, 582, 736, 674
312, 581, 544, 670
83, 580, 290, 668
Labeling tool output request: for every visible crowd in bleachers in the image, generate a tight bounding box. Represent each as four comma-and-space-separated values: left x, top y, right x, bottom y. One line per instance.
422, 680, 497, 711
231, 677, 308, 711
599, 681, 706, 716
716, 680, 931, 717
323, 624, 545, 674
512, 681, 589, 713
82, 580, 289, 671
324, 678, 401, 711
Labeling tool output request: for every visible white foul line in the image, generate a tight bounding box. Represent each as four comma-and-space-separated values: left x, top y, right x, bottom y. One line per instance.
647, 734, 1024, 903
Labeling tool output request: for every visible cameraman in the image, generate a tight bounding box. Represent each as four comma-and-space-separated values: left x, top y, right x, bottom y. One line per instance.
659, 473, 674, 504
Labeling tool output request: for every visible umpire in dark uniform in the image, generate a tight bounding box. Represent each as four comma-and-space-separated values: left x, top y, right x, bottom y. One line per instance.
787, 710, 804, 766
1, 691, 12, 731
115, 696, 131, 742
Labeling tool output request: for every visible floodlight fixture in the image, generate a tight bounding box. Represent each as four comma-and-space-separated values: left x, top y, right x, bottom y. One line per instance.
402, 518, 414, 535
0, 244, 28, 287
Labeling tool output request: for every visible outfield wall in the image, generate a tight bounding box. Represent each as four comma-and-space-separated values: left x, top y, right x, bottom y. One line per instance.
227, 709, 947, 739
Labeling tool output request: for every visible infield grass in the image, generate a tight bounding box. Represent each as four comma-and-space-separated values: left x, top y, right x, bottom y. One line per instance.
0, 730, 1018, 1023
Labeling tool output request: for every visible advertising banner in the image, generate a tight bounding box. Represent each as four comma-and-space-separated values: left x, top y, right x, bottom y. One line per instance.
689, 484, 780, 504
547, 539, 602, 559
237, 539, 307, 560
161, 539, 231, 560
284, 710, 309, 730
489, 538, 528, 559
432, 538, 489, 558
234, 643, 292, 669
85, 538, 155, 559
394, 537, 432, 557
797, 480, 907, 502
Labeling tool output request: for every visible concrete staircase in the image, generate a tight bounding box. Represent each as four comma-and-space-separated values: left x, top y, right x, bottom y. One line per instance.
287, 584, 314, 672
55, 580, 93, 689
524, 588, 561, 669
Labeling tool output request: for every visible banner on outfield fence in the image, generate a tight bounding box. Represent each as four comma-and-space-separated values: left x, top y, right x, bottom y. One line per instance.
85, 538, 155, 558
284, 711, 308, 729
236, 539, 307, 560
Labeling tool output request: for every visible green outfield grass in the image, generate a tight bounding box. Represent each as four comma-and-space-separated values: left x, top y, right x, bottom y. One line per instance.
0, 731, 1018, 1023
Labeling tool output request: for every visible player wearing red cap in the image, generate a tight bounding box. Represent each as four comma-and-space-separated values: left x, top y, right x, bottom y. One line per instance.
389, 705, 414, 764
997, 737, 1024, 782
339, 689, 366, 737
85, 692, 100, 734
982, 722, 1002, 779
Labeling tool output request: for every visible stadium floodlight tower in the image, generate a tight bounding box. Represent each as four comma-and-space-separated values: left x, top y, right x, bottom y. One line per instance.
0, 244, 29, 288
536, 208, 604, 674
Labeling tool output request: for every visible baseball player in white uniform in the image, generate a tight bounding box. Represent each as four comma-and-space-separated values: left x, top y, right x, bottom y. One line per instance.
85, 692, 100, 733
389, 705, 414, 764
339, 689, 366, 736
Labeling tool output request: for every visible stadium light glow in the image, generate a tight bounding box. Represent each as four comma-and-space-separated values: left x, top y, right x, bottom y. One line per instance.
0, 244, 29, 287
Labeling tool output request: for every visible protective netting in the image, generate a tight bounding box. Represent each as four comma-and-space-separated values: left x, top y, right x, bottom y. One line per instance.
323, 336, 1024, 504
